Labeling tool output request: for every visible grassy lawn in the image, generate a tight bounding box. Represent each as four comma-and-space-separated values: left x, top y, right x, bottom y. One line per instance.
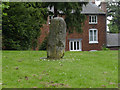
0, 51, 1, 89
2, 50, 118, 88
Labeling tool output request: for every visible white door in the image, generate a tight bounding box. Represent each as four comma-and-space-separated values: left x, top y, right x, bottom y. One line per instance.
69, 40, 82, 51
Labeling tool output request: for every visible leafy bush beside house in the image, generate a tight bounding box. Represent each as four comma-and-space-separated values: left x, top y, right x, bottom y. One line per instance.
2, 2, 48, 50
101, 44, 110, 51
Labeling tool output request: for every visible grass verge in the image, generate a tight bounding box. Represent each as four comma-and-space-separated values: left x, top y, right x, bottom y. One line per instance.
2, 50, 118, 88
0, 51, 2, 89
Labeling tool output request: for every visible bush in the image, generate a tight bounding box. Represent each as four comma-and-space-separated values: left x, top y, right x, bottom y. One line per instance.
2, 2, 48, 50
102, 44, 110, 51
102, 47, 110, 51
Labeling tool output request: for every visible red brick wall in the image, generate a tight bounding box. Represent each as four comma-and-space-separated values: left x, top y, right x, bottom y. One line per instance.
66, 14, 106, 51
83, 15, 106, 51
35, 24, 49, 50
37, 14, 106, 51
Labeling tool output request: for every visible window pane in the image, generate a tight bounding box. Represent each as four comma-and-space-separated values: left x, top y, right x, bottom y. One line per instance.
95, 16, 97, 23
94, 30, 97, 41
49, 16, 51, 19
74, 41, 76, 50
79, 41, 81, 49
71, 42, 73, 50
90, 30, 93, 41
51, 16, 53, 19
89, 16, 91, 22
49, 16, 53, 20
90, 36, 93, 41
92, 16, 94, 22
49, 16, 53, 24
77, 41, 79, 50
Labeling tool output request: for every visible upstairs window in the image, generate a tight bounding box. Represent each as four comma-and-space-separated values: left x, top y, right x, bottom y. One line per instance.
89, 29, 98, 43
89, 15, 97, 24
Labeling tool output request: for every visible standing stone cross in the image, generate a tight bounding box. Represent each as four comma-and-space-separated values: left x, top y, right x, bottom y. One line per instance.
47, 17, 66, 59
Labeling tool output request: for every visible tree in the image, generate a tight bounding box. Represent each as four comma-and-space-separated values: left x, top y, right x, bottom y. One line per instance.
1, 2, 9, 16
43, 2, 88, 33
107, 1, 120, 33
2, 2, 48, 50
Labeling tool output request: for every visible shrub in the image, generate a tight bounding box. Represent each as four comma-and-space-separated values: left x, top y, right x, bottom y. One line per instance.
102, 44, 110, 51
2, 2, 48, 50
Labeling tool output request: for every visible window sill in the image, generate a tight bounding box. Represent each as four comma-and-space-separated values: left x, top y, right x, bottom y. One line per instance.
89, 23, 97, 24
70, 49, 82, 51
89, 41, 98, 44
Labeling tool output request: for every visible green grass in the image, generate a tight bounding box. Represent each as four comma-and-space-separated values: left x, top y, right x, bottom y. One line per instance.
2, 50, 118, 88
0, 51, 2, 89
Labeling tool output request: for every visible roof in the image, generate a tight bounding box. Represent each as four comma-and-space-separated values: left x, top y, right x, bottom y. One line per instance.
48, 2, 106, 15
107, 33, 120, 47
81, 2, 106, 14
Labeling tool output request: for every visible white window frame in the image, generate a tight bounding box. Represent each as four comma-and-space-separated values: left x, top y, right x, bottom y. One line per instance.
89, 29, 98, 44
69, 40, 82, 51
89, 15, 97, 24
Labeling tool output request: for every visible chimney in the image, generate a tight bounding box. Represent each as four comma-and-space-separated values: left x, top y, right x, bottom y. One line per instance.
100, 2, 107, 12
91, 0, 95, 4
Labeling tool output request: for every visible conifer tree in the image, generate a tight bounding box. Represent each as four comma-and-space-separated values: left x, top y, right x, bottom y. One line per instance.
43, 2, 88, 33
107, 1, 120, 33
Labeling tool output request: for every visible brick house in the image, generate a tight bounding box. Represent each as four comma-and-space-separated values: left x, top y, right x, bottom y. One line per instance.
37, 2, 107, 51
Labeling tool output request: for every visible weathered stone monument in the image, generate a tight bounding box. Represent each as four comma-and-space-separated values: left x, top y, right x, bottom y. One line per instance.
47, 17, 66, 59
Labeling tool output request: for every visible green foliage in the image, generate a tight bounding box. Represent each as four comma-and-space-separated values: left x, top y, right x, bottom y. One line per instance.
1, 2, 9, 16
2, 51, 118, 88
103, 48, 110, 51
102, 44, 110, 51
102, 47, 110, 51
107, 2, 120, 33
108, 22, 119, 33
2, 2, 48, 50
43, 2, 87, 33
39, 36, 48, 50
